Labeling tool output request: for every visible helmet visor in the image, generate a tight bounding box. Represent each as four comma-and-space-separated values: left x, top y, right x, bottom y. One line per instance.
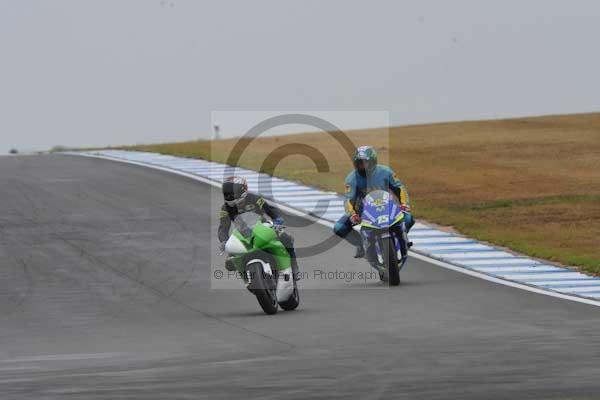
222, 181, 247, 204
354, 159, 368, 170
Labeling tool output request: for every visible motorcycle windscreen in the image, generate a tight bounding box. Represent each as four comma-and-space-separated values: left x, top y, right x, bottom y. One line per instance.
361, 190, 403, 229
232, 212, 262, 238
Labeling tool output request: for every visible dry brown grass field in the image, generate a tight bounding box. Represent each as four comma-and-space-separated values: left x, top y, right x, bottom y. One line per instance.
124, 113, 600, 275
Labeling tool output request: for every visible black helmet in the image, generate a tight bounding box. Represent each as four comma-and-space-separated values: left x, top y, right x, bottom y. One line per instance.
222, 176, 248, 206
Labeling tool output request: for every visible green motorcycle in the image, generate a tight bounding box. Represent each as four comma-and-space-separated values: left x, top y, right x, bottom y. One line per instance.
224, 212, 300, 315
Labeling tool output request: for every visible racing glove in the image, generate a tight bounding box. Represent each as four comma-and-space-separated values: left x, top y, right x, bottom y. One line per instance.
273, 217, 287, 233
350, 213, 361, 225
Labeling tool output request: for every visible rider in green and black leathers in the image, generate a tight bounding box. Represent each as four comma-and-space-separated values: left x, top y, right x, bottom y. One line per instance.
218, 176, 301, 280
334, 146, 415, 259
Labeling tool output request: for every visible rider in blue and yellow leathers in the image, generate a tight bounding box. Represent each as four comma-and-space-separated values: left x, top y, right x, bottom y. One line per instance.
333, 146, 415, 258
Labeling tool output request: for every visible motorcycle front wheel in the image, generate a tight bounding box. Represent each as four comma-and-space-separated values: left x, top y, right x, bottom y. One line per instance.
381, 236, 400, 286
246, 262, 278, 315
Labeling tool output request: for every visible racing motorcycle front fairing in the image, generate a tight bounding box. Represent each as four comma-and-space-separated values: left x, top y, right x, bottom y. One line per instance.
359, 190, 407, 266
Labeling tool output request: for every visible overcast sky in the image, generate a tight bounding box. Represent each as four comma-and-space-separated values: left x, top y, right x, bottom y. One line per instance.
2, 0, 600, 153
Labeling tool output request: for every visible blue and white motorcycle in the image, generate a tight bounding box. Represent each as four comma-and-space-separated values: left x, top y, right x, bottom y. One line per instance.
359, 190, 409, 286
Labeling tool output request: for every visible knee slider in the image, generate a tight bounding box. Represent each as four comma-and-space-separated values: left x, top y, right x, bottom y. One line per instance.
333, 222, 347, 237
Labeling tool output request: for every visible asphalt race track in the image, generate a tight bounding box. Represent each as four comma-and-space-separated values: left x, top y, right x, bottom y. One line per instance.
1, 155, 600, 400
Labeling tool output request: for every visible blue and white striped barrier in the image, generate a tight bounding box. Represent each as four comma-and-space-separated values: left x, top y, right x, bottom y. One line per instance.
72, 150, 600, 305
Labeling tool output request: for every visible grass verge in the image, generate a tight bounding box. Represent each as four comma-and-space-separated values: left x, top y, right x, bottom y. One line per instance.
122, 113, 600, 275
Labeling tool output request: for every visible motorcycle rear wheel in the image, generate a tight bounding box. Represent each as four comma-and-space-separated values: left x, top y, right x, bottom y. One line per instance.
279, 280, 300, 311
